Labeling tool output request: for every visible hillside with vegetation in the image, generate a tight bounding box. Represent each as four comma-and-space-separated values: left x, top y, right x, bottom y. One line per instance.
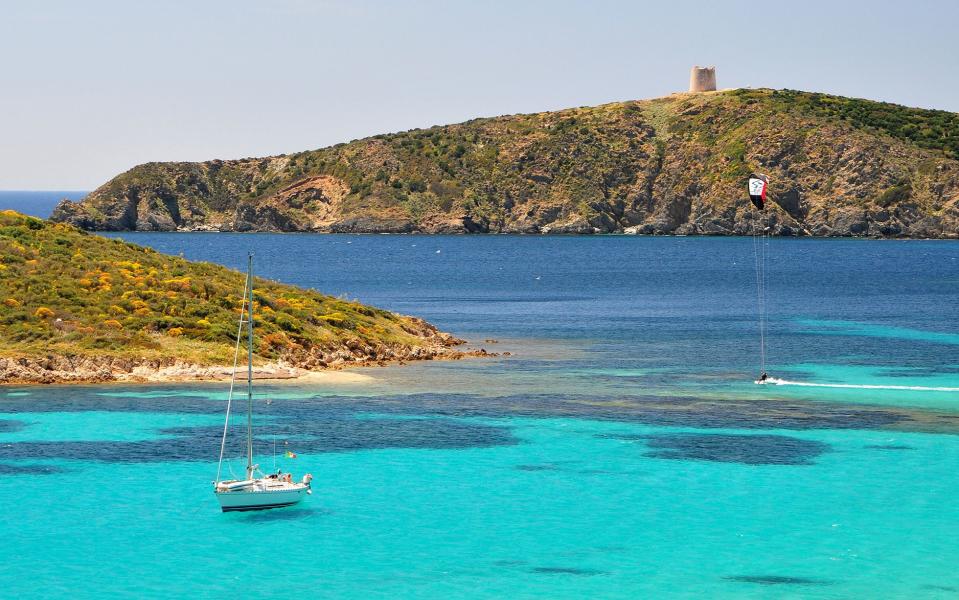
52, 89, 959, 237
0, 211, 466, 383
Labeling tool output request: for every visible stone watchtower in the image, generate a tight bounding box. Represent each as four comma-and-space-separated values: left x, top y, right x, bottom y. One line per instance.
689, 66, 717, 92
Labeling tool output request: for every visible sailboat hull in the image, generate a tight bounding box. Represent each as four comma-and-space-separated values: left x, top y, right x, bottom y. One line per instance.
216, 484, 309, 512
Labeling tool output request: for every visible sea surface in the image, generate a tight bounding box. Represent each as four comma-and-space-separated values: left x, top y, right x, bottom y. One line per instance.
3, 233, 959, 599
0, 190, 88, 218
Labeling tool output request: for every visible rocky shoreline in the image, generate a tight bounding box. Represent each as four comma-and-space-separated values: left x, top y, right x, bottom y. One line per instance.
88, 219, 959, 238
0, 344, 497, 386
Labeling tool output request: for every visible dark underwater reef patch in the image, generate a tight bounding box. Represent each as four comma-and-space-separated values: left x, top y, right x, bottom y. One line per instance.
921, 584, 959, 592
880, 366, 959, 378
0, 390, 223, 414
3, 384, 959, 436
724, 575, 832, 586
0, 463, 68, 475
0, 419, 26, 433
0, 416, 517, 463
638, 433, 830, 465
530, 567, 609, 576
310, 392, 959, 434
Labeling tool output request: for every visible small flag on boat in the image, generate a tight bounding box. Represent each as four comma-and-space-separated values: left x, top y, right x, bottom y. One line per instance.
285, 451, 297, 459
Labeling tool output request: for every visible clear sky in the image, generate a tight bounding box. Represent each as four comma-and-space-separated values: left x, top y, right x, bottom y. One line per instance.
2, 0, 956, 190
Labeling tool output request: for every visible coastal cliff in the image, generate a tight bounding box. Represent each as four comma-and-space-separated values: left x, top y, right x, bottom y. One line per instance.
0, 211, 479, 384
52, 89, 959, 237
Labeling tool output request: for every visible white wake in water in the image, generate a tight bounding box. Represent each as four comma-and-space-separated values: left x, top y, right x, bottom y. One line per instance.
760, 377, 959, 392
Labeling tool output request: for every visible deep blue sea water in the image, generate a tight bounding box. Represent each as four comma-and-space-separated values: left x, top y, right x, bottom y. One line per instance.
0, 190, 87, 218
3, 233, 959, 598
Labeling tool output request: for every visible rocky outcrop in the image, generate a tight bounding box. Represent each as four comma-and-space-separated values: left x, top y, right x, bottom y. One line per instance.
52, 89, 959, 238
0, 324, 492, 385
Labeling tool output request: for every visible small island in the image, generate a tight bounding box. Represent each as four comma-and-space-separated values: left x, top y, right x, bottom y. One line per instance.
51, 88, 959, 238
0, 211, 476, 384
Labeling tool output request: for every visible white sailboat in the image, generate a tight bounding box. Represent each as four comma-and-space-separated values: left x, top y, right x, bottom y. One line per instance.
214, 253, 312, 512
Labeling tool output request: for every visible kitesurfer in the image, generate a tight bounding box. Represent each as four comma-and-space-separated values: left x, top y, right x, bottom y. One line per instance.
749, 173, 772, 384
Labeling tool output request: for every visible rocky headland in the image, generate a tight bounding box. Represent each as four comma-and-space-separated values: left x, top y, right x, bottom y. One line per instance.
52, 88, 959, 238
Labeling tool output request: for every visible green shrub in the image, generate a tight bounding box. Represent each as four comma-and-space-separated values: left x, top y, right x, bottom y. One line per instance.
876, 183, 911, 207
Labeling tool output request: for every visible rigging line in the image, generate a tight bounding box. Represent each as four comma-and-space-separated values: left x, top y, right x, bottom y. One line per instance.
215, 274, 250, 484
763, 213, 771, 373
246, 255, 255, 479
759, 220, 766, 372
751, 210, 765, 376
761, 211, 768, 374
759, 210, 768, 374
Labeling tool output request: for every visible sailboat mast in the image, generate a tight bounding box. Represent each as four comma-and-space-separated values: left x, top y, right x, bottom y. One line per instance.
246, 252, 255, 479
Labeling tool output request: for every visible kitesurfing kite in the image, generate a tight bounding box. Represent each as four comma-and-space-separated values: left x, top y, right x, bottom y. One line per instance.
748, 173, 769, 211
748, 173, 771, 383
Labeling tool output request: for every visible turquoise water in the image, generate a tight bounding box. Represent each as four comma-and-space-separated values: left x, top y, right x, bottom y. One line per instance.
4, 235, 959, 598
4, 391, 959, 598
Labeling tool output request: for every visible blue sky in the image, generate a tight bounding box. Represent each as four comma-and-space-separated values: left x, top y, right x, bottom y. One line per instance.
2, 0, 956, 189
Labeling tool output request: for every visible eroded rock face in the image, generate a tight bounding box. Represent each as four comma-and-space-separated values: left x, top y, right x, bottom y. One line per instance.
51, 89, 959, 238
328, 216, 415, 234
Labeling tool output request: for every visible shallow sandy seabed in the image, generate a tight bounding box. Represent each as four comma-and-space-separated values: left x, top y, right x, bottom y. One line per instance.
123, 362, 381, 385
279, 369, 376, 384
